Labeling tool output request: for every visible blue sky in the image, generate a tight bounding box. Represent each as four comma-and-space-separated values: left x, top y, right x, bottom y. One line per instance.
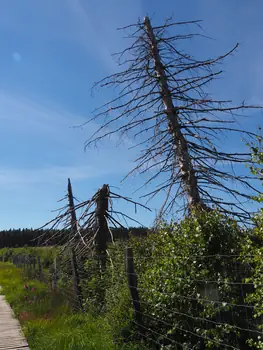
0, 0, 262, 229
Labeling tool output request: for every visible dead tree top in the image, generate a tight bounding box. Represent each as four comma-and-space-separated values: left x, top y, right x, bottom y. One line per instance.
36, 181, 151, 258
84, 16, 261, 223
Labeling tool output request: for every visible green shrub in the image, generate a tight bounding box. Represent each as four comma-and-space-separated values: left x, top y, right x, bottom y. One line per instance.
129, 211, 255, 349
240, 212, 263, 349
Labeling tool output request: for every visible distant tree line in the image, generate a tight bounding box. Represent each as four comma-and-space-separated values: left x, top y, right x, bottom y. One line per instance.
0, 227, 148, 248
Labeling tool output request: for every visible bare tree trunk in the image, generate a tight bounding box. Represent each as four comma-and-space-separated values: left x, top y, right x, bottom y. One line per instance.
144, 16, 202, 208
67, 178, 83, 312
95, 184, 109, 272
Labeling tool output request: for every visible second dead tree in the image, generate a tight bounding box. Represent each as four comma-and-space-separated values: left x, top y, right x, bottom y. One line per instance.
94, 184, 110, 273
67, 178, 83, 312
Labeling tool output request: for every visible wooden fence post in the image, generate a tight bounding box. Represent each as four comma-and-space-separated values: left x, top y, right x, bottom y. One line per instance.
15, 255, 20, 267
70, 249, 83, 311
26, 256, 30, 273
68, 178, 83, 312
125, 247, 142, 325
49, 270, 53, 292
29, 256, 33, 275
37, 256, 43, 281
53, 257, 57, 291
32, 257, 36, 276
18, 255, 22, 268
23, 255, 27, 271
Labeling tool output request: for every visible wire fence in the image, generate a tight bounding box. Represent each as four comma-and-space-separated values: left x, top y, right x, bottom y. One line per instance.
0, 180, 262, 349
0, 248, 261, 350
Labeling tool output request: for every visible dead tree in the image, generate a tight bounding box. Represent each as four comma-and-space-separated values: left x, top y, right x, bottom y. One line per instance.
37, 181, 149, 253
67, 178, 83, 312
37, 179, 150, 309
94, 184, 110, 272
85, 16, 261, 223
144, 17, 201, 209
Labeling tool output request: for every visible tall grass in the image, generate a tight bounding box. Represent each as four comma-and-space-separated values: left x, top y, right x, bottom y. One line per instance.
25, 314, 115, 350
0, 262, 117, 349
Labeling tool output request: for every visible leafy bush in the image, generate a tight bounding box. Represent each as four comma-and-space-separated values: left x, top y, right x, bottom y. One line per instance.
2, 210, 262, 349
130, 211, 256, 349
238, 128, 263, 348
240, 213, 263, 349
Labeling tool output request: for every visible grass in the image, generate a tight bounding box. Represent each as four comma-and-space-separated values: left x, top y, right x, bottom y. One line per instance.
0, 262, 117, 349
25, 315, 115, 350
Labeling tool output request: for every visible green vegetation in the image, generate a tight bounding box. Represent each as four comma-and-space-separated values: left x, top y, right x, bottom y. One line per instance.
0, 246, 57, 263
2, 208, 263, 349
104, 212, 256, 348
2, 140, 263, 348
3, 208, 263, 348
24, 315, 114, 350
0, 263, 117, 350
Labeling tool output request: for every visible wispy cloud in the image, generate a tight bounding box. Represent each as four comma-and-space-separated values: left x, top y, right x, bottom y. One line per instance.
0, 90, 138, 148
0, 91, 134, 191
0, 91, 87, 141
66, 0, 143, 72
0, 164, 122, 187
66, 0, 116, 71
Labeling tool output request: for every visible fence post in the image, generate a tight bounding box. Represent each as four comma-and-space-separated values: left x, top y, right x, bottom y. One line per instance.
68, 178, 83, 312
37, 256, 43, 281
23, 255, 27, 271
15, 255, 20, 268
29, 256, 33, 275
49, 271, 53, 292
32, 257, 36, 276
125, 247, 142, 326
18, 255, 22, 268
71, 249, 83, 311
26, 256, 30, 273
53, 257, 57, 291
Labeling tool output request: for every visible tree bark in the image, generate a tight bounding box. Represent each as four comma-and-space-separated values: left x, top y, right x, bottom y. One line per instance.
144, 16, 202, 208
67, 178, 83, 312
95, 184, 109, 272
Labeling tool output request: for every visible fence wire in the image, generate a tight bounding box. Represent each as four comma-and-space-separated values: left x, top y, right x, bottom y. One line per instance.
1, 248, 260, 350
